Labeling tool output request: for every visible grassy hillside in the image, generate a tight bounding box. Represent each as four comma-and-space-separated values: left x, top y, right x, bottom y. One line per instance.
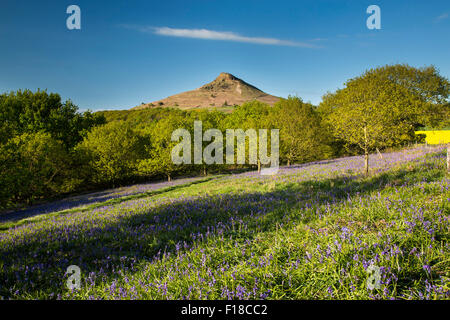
0, 146, 448, 299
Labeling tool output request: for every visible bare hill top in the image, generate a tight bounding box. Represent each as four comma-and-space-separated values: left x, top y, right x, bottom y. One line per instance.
133, 73, 280, 110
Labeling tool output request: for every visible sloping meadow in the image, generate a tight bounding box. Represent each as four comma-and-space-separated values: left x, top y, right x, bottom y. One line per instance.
0, 146, 448, 299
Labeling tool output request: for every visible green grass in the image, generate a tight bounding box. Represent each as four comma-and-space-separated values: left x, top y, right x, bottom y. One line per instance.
0, 176, 217, 231
0, 149, 448, 300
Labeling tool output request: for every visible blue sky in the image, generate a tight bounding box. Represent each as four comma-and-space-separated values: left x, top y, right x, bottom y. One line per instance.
0, 0, 449, 111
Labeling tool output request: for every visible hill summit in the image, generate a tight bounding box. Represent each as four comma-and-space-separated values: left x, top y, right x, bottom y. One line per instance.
134, 73, 280, 110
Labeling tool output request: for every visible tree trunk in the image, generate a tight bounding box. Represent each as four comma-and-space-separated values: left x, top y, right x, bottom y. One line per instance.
167, 174, 171, 182
257, 159, 261, 173
203, 166, 207, 176
364, 126, 369, 176
287, 159, 291, 167
364, 150, 369, 176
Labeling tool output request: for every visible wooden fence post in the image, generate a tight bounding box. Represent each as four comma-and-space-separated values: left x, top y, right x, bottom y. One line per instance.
447, 144, 450, 173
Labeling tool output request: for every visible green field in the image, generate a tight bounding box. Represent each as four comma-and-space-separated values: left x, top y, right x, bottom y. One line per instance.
0, 146, 449, 299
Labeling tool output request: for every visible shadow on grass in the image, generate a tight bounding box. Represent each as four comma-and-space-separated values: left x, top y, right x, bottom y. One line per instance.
0, 163, 444, 298
0, 177, 216, 225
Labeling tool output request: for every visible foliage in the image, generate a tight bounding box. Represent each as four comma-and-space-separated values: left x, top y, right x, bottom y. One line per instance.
190, 110, 225, 175
222, 101, 272, 170
76, 121, 146, 185
0, 132, 72, 207
137, 114, 191, 181
362, 64, 450, 128
269, 96, 332, 165
0, 89, 105, 148
322, 65, 445, 174
326, 73, 421, 151
96, 107, 186, 130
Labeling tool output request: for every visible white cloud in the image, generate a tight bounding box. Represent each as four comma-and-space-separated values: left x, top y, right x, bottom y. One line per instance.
124, 25, 319, 48
435, 13, 448, 22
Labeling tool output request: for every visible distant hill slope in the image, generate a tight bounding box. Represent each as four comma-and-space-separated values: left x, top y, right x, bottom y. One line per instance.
133, 72, 280, 110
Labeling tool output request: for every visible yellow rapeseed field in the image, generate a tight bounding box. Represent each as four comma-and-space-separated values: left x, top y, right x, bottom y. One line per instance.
415, 130, 450, 145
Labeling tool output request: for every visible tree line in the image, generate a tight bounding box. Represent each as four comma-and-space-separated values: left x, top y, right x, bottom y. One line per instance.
1, 64, 448, 210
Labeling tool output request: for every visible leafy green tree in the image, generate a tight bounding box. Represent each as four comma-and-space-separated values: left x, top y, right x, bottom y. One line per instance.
439, 103, 450, 128
368, 64, 449, 103
223, 101, 271, 172
0, 131, 70, 207
325, 70, 423, 175
318, 93, 360, 157
138, 114, 191, 181
190, 110, 224, 176
223, 100, 270, 129
97, 107, 187, 130
362, 64, 450, 129
0, 89, 105, 148
269, 96, 332, 166
77, 121, 146, 185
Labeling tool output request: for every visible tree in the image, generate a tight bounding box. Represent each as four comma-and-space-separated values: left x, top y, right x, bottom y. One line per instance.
317, 93, 348, 158
326, 70, 423, 175
0, 131, 71, 207
223, 101, 271, 172
0, 89, 105, 148
138, 114, 191, 181
363, 64, 450, 129
76, 121, 146, 185
190, 110, 224, 176
268, 96, 332, 166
